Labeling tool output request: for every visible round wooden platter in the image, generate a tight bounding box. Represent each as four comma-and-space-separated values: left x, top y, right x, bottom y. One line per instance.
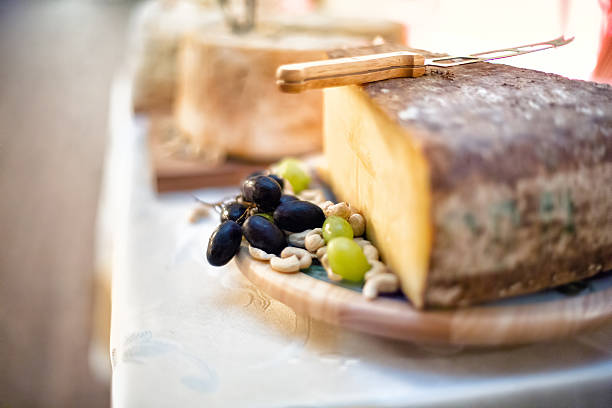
235, 247, 612, 346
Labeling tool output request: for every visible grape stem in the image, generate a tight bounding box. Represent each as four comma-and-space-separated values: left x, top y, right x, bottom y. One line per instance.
192, 194, 256, 220
191, 195, 238, 214
235, 209, 251, 224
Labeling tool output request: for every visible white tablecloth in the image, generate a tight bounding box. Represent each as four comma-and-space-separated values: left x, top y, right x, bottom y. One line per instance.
105, 76, 612, 408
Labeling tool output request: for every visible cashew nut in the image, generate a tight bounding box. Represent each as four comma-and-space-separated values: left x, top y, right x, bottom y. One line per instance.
320, 253, 342, 282
324, 202, 351, 219
352, 238, 378, 260
320, 201, 334, 212
189, 204, 210, 223
362, 244, 379, 262
347, 203, 360, 216
297, 189, 316, 200
270, 255, 300, 273
248, 245, 274, 261
364, 260, 388, 280
353, 237, 367, 246
281, 247, 312, 269
287, 229, 311, 248
305, 228, 325, 252
298, 189, 326, 204
316, 245, 327, 259
308, 228, 322, 235
363, 273, 399, 300
348, 213, 365, 236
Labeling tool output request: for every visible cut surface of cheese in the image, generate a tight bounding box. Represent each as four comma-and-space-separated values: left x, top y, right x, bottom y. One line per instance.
324, 85, 432, 307
324, 45, 612, 308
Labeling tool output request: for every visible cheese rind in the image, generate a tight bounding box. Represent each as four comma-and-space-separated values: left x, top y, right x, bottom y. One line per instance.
324, 45, 612, 308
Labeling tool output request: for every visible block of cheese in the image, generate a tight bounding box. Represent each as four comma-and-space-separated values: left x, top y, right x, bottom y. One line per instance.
175, 18, 404, 162
130, 0, 221, 113
324, 45, 612, 308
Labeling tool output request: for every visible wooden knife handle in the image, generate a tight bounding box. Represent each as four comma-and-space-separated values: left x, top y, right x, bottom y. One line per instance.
276, 51, 426, 93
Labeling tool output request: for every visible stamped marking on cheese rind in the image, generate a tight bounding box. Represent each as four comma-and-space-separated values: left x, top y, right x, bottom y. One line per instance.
427, 162, 612, 306
538, 189, 577, 234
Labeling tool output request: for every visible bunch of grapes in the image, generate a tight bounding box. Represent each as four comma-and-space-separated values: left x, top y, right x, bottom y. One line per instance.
206, 160, 324, 266
205, 159, 373, 284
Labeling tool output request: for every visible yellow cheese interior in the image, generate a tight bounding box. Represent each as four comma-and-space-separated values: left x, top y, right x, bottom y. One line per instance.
323, 85, 432, 307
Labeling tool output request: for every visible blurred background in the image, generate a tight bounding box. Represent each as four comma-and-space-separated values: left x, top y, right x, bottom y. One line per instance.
0, 1, 135, 407
0, 0, 610, 407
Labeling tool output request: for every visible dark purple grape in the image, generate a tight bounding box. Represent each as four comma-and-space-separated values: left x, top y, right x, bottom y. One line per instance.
241, 175, 281, 211
220, 202, 249, 225
268, 174, 285, 190
242, 215, 286, 255
247, 171, 284, 189
206, 221, 243, 266
273, 201, 325, 232
279, 194, 299, 205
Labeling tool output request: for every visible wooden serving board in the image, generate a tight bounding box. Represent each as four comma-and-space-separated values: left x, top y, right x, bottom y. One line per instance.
148, 114, 269, 193
235, 247, 612, 346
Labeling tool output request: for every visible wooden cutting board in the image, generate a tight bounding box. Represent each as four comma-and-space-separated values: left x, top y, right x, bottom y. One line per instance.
148, 114, 269, 192
234, 247, 612, 346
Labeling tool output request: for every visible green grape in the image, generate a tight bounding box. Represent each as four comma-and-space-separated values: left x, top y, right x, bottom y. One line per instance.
276, 158, 311, 194
327, 237, 370, 282
322, 215, 353, 243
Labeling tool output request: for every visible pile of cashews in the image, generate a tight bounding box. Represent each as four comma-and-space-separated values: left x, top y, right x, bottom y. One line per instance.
247, 190, 400, 300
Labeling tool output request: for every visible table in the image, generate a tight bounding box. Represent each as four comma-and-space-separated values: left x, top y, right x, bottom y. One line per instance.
103, 75, 612, 408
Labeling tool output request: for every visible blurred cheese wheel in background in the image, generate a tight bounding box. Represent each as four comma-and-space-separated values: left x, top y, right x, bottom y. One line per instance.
130, 0, 222, 113
174, 16, 404, 163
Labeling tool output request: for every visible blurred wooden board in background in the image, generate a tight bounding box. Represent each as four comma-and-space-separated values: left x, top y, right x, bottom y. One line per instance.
148, 115, 269, 193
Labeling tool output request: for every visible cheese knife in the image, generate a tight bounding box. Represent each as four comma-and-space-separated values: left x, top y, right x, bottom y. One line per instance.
276, 36, 574, 93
